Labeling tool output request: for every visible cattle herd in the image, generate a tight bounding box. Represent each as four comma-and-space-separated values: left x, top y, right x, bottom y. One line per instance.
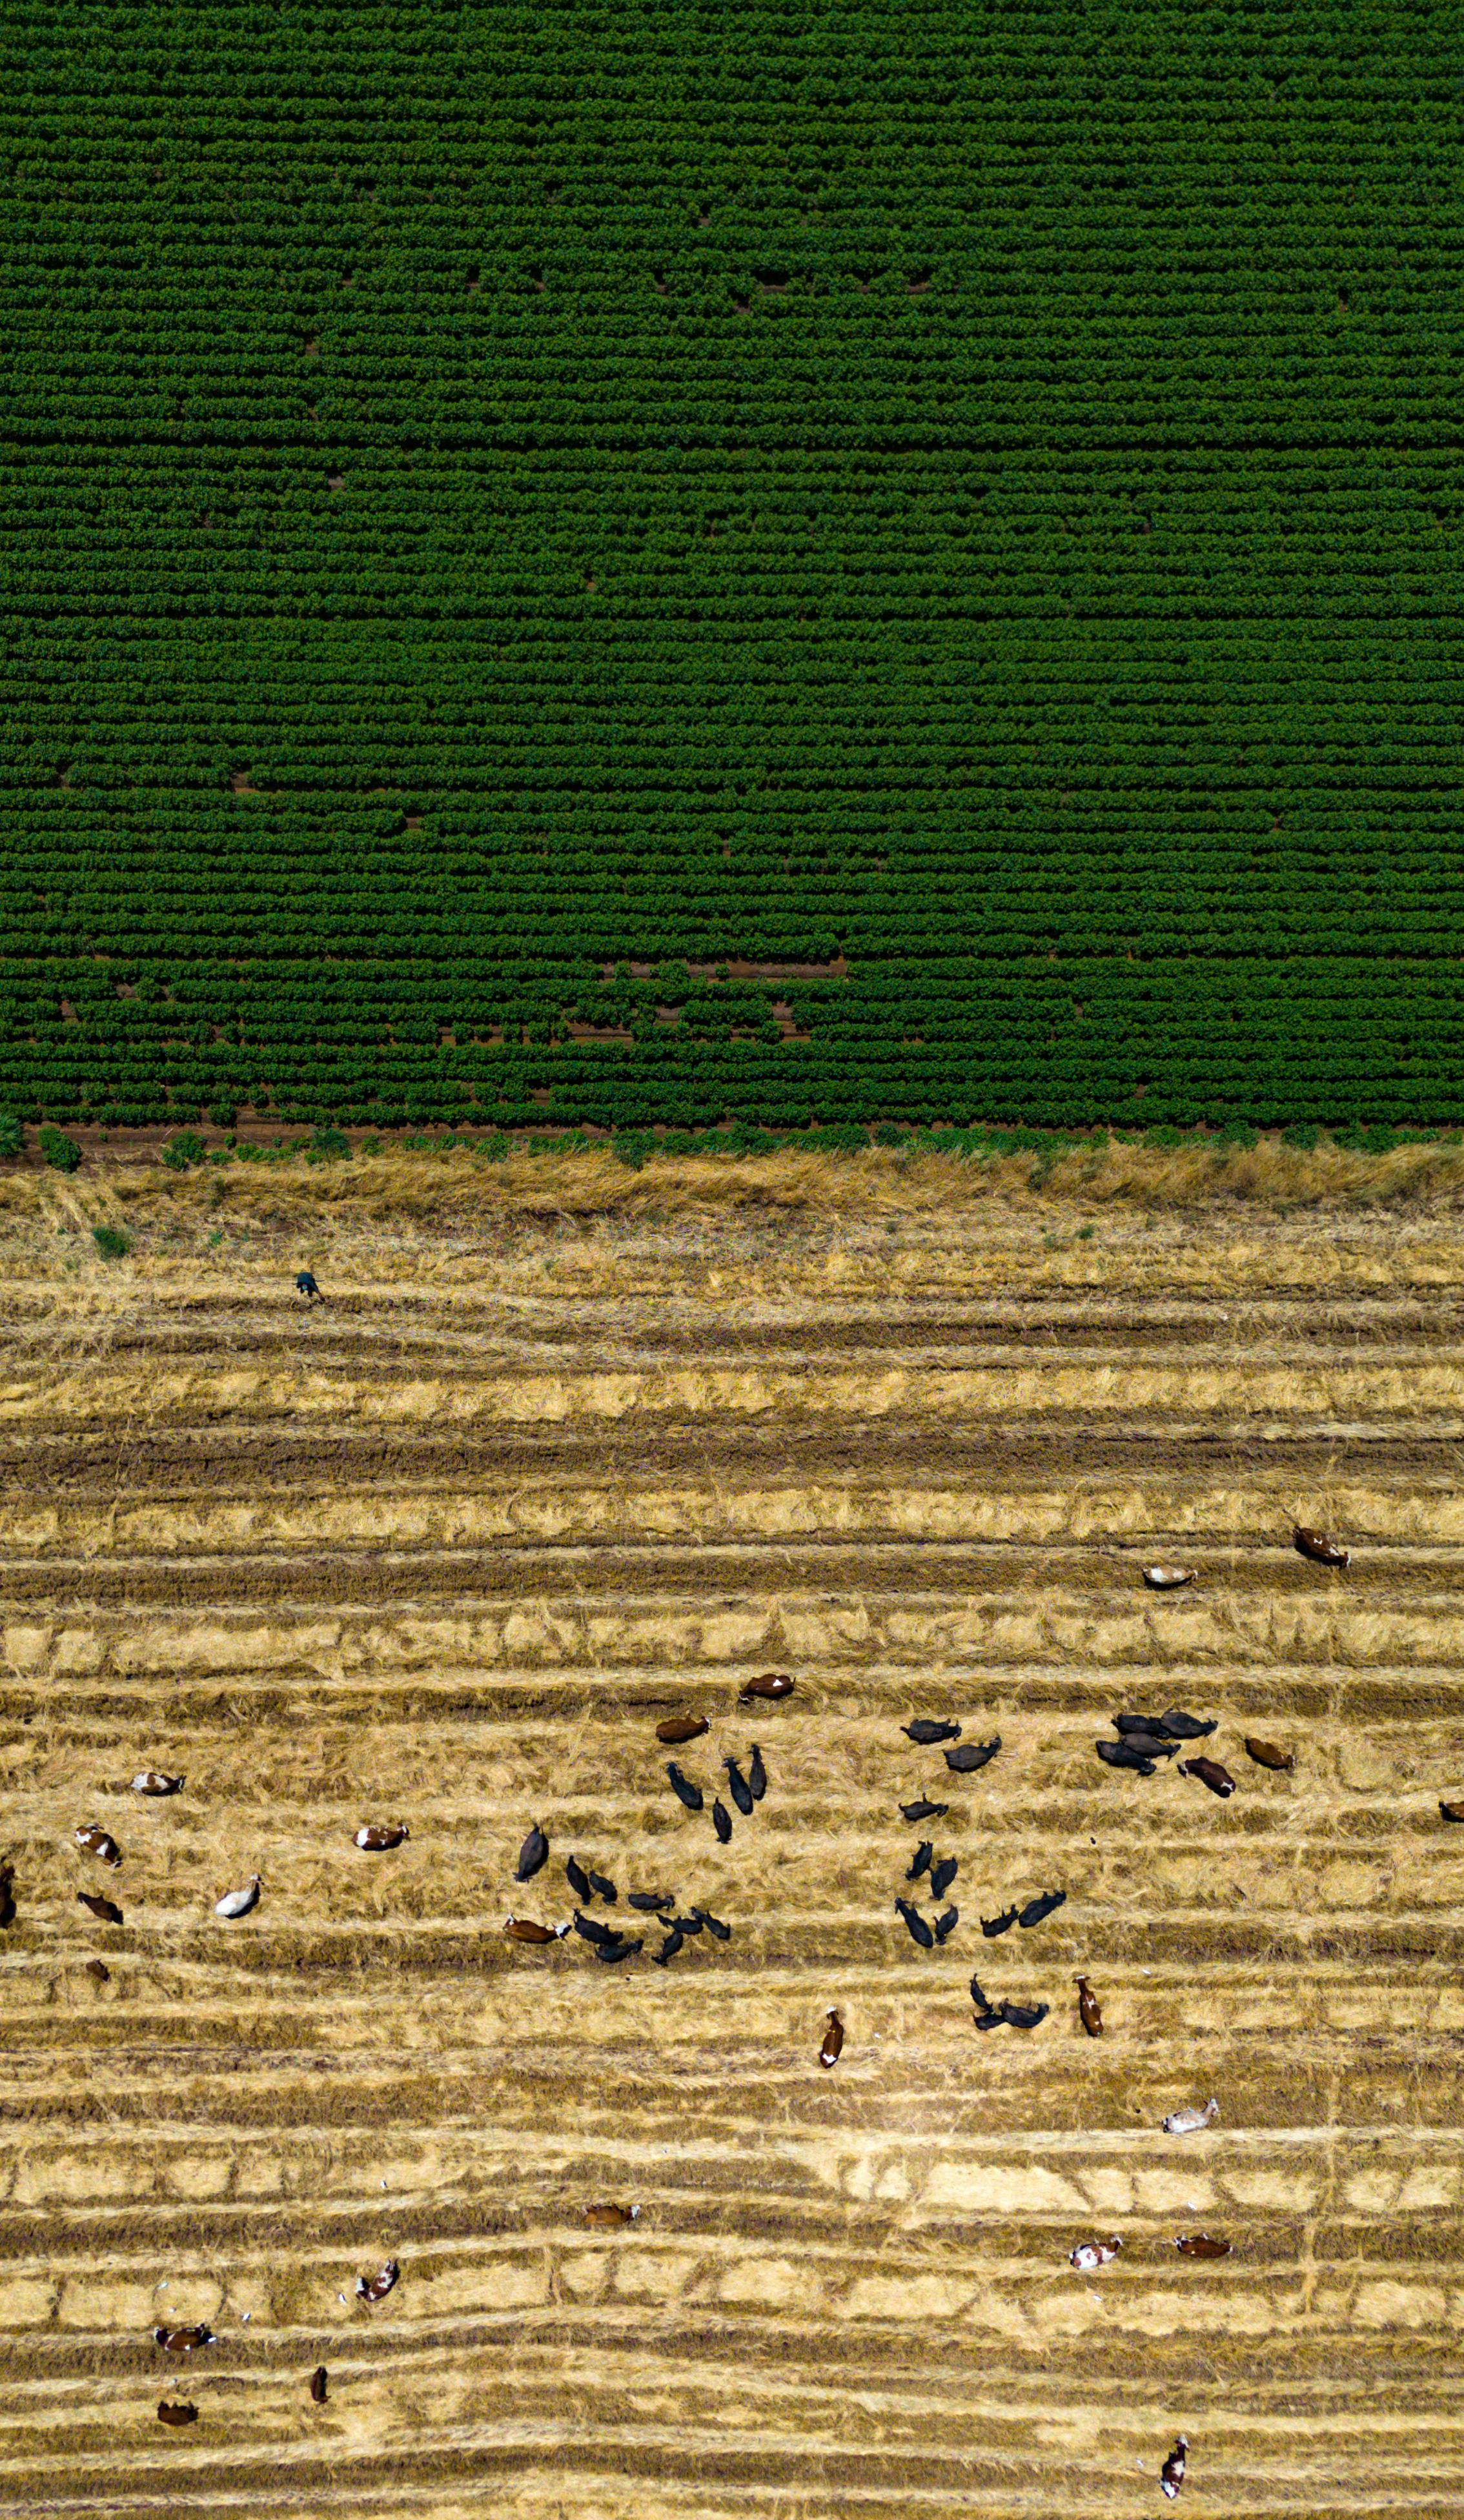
43, 1505, 1441, 2497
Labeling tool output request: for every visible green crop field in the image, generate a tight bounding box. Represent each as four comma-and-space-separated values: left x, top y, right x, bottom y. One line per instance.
2, 3, 1461, 1133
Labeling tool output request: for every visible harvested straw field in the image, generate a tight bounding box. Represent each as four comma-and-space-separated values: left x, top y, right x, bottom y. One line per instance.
2, 1147, 1463, 2517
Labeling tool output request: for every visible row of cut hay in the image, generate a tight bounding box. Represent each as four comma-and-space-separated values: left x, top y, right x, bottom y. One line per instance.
66, 1136, 1464, 1227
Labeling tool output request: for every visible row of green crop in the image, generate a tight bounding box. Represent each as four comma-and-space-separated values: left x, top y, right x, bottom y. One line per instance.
6, 1091, 1464, 1134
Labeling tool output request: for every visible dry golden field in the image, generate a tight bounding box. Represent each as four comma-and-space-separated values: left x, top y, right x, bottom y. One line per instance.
4, 1144, 1464, 2518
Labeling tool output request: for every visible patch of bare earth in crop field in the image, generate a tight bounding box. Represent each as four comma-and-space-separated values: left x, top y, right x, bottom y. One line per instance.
1, 1162, 1463, 2516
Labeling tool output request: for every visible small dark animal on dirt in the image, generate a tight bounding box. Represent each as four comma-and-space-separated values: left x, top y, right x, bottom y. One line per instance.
585, 1869, 616, 1902
573, 1910, 616, 1945
158, 2401, 198, 2426
566, 1856, 591, 1900
1245, 1737, 1294, 1771
584, 2202, 640, 2228
1175, 2232, 1231, 2259
653, 1930, 684, 1964
1018, 1889, 1065, 1928
1441, 1800, 1464, 1824
629, 1890, 674, 1911
930, 1853, 958, 1899
1179, 1756, 1235, 1799
1160, 2435, 1188, 2499
0, 1862, 14, 1927
656, 1715, 708, 1744
77, 1891, 123, 1925
154, 2324, 214, 2354
944, 1737, 1001, 1773
904, 1718, 961, 1745
1070, 2236, 1122, 2268
711, 1798, 733, 1844
981, 1905, 1018, 1937
740, 1673, 793, 1700
1163, 2097, 1218, 2135
1294, 1524, 1348, 1568
85, 1959, 110, 1982
310, 2366, 329, 2404
970, 1975, 1045, 2028
970, 1973, 1043, 2026
669, 1913, 704, 1934
1111, 1730, 1181, 1760
666, 1764, 704, 1811
932, 1907, 959, 1944
1097, 1740, 1156, 1774
355, 2259, 399, 2303
900, 1797, 948, 1823
692, 1907, 731, 1940
503, 1916, 566, 1943
747, 1744, 767, 1800
895, 1898, 935, 1949
1075, 1976, 1103, 2035
1159, 1709, 1217, 1740
819, 2009, 844, 2068
74, 1826, 121, 1867
515, 1823, 549, 1882
295, 1269, 323, 1302
725, 1757, 754, 1817
593, 1935, 642, 1965
906, 1840, 933, 1882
